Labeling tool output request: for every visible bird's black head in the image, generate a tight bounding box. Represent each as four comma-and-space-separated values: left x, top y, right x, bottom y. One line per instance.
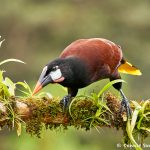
32, 57, 89, 95
32, 58, 66, 95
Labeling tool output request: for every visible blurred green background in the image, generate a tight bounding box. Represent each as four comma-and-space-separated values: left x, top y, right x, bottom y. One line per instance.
0, 0, 150, 150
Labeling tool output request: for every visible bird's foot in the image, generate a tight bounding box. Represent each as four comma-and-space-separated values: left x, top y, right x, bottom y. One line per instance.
119, 97, 132, 119
60, 95, 72, 112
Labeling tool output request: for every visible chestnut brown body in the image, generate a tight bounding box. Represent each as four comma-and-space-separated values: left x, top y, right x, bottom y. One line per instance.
60, 38, 122, 82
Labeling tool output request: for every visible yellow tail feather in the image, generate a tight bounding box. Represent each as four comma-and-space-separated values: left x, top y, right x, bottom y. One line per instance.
118, 61, 142, 75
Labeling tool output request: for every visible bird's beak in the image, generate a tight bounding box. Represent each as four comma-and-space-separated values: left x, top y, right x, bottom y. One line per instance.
32, 81, 42, 96
32, 66, 53, 95
32, 75, 53, 96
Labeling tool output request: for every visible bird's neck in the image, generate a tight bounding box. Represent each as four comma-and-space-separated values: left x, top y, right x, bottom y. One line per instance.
63, 57, 90, 87
65, 56, 88, 73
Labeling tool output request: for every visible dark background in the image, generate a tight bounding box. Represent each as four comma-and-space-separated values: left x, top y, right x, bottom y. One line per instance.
0, 0, 149, 150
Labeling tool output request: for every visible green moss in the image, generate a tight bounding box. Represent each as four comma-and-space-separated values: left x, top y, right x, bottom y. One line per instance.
22, 97, 62, 137
23, 96, 114, 137
70, 99, 97, 120
26, 118, 43, 138
19, 94, 150, 141
69, 97, 113, 131
0, 92, 149, 146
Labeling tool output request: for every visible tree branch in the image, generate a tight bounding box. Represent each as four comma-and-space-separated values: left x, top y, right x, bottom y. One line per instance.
0, 93, 149, 141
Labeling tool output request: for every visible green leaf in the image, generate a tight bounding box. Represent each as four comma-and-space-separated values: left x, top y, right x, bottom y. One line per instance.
137, 116, 143, 129
130, 107, 140, 132
140, 127, 150, 132
91, 93, 99, 103
37, 92, 53, 98
131, 101, 141, 109
16, 82, 28, 89
95, 101, 112, 118
97, 79, 125, 98
16, 81, 32, 95
16, 121, 22, 136
3, 77, 16, 95
144, 112, 150, 116
0, 71, 4, 82
69, 98, 77, 120
99, 101, 112, 113
95, 106, 102, 117
17, 89, 30, 96
0, 82, 11, 99
141, 100, 150, 114
97, 117, 109, 125
126, 120, 142, 150
59, 86, 67, 93
0, 59, 26, 66
137, 100, 150, 129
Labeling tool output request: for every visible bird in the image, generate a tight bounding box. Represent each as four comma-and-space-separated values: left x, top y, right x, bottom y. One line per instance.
32, 38, 142, 117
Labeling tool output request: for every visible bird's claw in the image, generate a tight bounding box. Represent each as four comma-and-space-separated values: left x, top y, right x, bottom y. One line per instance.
60, 95, 71, 112
119, 97, 132, 119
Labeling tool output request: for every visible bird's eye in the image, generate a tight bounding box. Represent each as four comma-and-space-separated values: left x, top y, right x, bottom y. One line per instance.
52, 66, 59, 71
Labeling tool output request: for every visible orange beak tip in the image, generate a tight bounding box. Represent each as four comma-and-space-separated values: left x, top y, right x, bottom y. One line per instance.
32, 91, 36, 96
32, 82, 42, 96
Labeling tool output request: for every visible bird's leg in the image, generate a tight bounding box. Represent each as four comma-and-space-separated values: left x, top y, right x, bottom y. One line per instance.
59, 94, 72, 112
60, 88, 78, 112
119, 89, 132, 118
110, 72, 132, 118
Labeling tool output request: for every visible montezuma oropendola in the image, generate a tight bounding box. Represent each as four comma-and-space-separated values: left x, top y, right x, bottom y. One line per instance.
32, 38, 142, 117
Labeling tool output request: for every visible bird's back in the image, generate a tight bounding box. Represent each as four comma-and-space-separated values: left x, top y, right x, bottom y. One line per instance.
60, 38, 122, 74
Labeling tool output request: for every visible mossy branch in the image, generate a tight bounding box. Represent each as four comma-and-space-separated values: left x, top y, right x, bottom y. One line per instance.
0, 93, 149, 144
